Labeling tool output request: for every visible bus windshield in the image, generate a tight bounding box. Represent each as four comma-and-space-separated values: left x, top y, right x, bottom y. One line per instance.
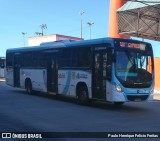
115, 50, 153, 88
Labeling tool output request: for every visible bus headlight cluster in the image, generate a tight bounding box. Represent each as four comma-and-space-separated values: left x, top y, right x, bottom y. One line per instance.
116, 85, 123, 93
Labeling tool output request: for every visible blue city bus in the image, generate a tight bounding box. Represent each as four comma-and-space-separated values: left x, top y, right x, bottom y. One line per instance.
5, 38, 154, 105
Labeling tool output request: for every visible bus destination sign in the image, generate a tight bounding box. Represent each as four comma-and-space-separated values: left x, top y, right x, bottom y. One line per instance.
120, 42, 146, 50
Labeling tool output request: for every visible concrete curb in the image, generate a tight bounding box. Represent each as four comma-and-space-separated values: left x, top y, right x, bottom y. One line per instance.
154, 94, 160, 100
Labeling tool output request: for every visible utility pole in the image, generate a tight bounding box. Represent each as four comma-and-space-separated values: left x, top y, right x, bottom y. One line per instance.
40, 24, 47, 36
87, 22, 94, 39
22, 32, 27, 46
35, 24, 47, 36
79, 11, 85, 39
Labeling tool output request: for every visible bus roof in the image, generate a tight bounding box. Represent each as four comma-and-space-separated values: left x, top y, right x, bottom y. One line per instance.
6, 37, 151, 54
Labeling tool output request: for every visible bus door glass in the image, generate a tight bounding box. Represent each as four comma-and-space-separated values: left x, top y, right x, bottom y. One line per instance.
14, 54, 21, 87
45, 52, 58, 93
93, 48, 108, 100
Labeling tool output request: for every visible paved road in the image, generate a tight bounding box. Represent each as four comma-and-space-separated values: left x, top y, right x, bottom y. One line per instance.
0, 81, 160, 141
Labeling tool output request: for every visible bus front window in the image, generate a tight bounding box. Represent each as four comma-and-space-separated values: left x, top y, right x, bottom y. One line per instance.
115, 50, 153, 88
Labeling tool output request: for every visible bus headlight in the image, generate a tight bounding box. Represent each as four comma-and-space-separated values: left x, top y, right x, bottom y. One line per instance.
116, 85, 123, 93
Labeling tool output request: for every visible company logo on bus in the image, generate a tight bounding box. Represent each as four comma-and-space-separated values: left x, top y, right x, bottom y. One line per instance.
58, 73, 65, 78
120, 42, 146, 50
76, 73, 88, 79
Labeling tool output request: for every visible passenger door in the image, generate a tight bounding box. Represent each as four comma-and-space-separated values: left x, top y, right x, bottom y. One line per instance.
46, 53, 58, 93
14, 54, 21, 87
92, 47, 112, 100
92, 51, 107, 100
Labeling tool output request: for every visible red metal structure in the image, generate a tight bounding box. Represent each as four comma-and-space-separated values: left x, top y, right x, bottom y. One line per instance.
109, 0, 160, 92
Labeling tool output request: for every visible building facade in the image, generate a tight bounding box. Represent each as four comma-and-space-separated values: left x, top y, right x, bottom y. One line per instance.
28, 34, 83, 46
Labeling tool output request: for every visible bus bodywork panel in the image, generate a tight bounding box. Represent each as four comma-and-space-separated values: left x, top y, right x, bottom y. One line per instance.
6, 67, 14, 86
0, 68, 5, 77
58, 69, 92, 98
108, 83, 154, 102
20, 69, 47, 92
106, 67, 154, 102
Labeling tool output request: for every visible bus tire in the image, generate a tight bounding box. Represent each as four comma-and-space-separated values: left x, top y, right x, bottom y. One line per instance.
114, 102, 124, 106
25, 79, 32, 94
77, 85, 89, 105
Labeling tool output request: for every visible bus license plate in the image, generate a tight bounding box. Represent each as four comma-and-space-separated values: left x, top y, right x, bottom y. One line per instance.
134, 98, 142, 102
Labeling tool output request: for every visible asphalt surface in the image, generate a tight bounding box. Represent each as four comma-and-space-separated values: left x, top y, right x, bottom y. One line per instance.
0, 81, 160, 141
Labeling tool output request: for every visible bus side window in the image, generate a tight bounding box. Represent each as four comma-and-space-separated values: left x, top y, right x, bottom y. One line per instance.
6, 53, 13, 67
78, 47, 91, 68
59, 49, 72, 68
72, 47, 91, 68
22, 53, 32, 67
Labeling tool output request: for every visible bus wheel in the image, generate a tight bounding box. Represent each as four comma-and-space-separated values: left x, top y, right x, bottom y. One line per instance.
77, 86, 89, 105
26, 80, 32, 94
114, 102, 124, 106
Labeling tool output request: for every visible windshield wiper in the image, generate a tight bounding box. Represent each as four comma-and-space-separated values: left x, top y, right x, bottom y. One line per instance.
125, 50, 135, 66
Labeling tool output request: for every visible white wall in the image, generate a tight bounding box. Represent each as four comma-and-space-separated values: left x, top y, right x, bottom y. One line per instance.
28, 34, 83, 46
28, 35, 57, 46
